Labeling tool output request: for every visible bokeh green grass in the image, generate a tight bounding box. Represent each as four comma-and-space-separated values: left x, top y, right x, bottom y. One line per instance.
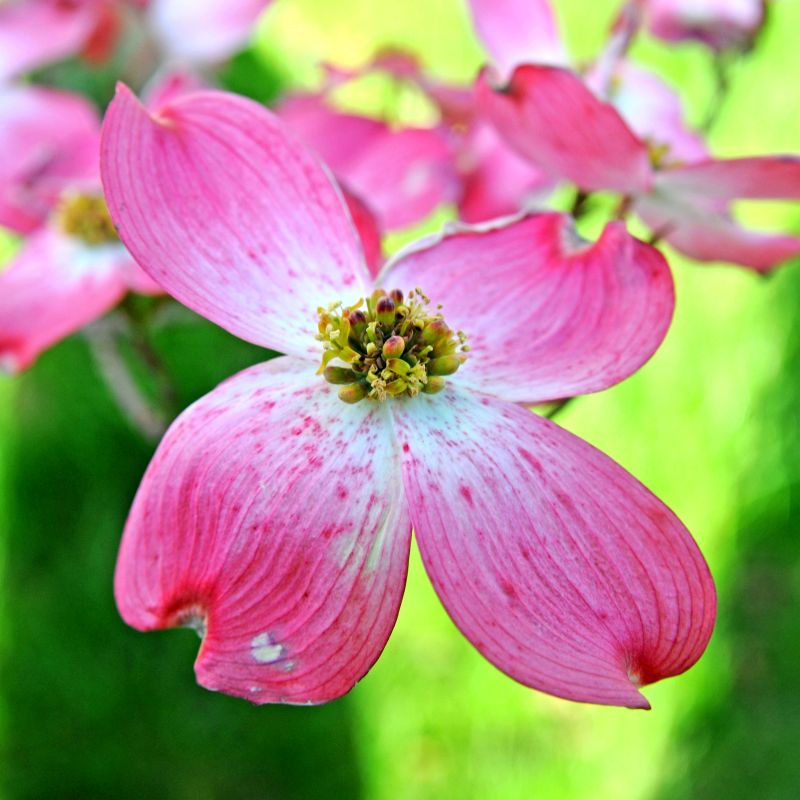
1, 0, 799, 798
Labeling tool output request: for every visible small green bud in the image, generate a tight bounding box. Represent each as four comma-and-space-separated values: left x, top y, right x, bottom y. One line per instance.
428, 355, 462, 376
338, 382, 369, 403
432, 337, 457, 358
422, 376, 447, 394
348, 309, 367, 338
376, 296, 396, 327
382, 335, 405, 359
422, 319, 449, 344
324, 366, 359, 385
368, 289, 386, 314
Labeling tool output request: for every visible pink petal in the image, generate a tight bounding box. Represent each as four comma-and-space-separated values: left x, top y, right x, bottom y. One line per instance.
278, 95, 387, 173
658, 156, 800, 201
340, 186, 384, 277
280, 95, 458, 230
393, 387, 715, 708
0, 85, 100, 234
467, 0, 567, 79
645, 0, 764, 49
341, 126, 457, 230
636, 194, 800, 271
148, 0, 273, 62
476, 65, 652, 193
382, 213, 673, 404
116, 357, 412, 704
0, 226, 128, 372
604, 64, 708, 165
101, 85, 370, 356
0, 0, 98, 80
457, 120, 554, 223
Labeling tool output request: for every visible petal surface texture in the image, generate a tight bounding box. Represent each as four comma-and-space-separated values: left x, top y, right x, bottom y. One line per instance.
657, 156, 800, 201
382, 213, 674, 404
477, 65, 651, 192
0, 228, 128, 372
149, 0, 272, 62
393, 387, 716, 708
115, 358, 412, 704
467, 0, 567, 78
477, 66, 652, 194
101, 86, 370, 357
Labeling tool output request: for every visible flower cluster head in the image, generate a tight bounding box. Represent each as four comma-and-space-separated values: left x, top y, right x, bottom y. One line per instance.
318, 288, 469, 402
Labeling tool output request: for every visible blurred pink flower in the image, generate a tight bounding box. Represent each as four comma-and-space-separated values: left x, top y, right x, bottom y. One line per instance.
0, 0, 274, 80
279, 93, 458, 235
478, 65, 800, 270
0, 84, 158, 372
101, 85, 715, 708
302, 51, 554, 226
644, 0, 766, 50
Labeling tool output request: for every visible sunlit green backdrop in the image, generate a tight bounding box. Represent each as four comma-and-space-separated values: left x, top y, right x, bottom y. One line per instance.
1, 0, 799, 798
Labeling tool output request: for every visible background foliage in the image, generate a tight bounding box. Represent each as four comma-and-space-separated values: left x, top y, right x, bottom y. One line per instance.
1, 0, 799, 797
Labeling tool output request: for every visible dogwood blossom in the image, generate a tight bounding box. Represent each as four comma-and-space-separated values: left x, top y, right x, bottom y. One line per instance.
0, 84, 158, 372
0, 0, 273, 81
100, 85, 715, 708
477, 64, 800, 270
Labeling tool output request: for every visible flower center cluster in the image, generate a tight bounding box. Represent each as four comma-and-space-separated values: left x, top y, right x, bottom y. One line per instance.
57, 192, 119, 245
317, 287, 469, 403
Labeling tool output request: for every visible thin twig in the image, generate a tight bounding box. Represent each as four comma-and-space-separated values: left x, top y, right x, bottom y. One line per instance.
84, 317, 167, 442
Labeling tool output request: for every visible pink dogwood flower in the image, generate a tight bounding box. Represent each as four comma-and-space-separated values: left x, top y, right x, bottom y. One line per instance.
477, 65, 800, 270
0, 84, 158, 372
100, 85, 715, 709
0, 0, 273, 80
278, 93, 458, 235
305, 51, 553, 226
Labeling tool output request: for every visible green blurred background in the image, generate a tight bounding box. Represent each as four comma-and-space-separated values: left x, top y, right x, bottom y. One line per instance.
2, 0, 800, 797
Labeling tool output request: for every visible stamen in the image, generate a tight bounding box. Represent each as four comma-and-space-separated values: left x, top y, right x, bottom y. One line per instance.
316, 287, 469, 403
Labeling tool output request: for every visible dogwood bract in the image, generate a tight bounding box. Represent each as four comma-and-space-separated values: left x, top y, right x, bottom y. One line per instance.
101, 85, 715, 708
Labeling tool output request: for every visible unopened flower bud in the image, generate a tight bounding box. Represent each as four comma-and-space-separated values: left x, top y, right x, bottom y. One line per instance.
338, 381, 370, 404
382, 335, 405, 359
422, 319, 449, 344
348, 309, 367, 338
422, 376, 447, 394
428, 355, 462, 376
376, 296, 396, 327
324, 366, 359, 385
389, 288, 404, 305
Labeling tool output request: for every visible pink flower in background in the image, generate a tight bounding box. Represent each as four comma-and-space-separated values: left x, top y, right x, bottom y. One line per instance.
0, 0, 274, 80
644, 0, 766, 50
0, 84, 159, 372
101, 85, 715, 709
477, 65, 800, 270
307, 51, 554, 226
279, 93, 458, 235
0, 0, 103, 81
